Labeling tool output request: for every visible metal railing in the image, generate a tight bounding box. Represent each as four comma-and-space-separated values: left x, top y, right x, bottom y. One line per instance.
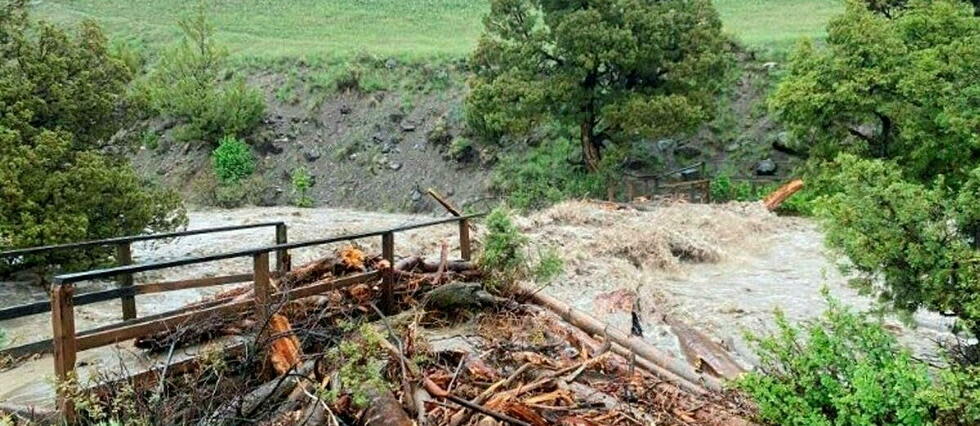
0, 222, 287, 324
41, 213, 483, 421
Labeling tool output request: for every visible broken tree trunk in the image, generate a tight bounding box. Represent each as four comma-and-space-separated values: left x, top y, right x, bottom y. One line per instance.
668, 318, 746, 380
361, 386, 414, 426
524, 289, 722, 394
763, 179, 803, 211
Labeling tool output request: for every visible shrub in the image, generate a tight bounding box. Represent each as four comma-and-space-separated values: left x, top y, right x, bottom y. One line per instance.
736, 293, 934, 425
139, 7, 264, 143
478, 207, 563, 293
0, 4, 186, 275
492, 138, 604, 210
290, 167, 314, 207
211, 136, 255, 184
927, 365, 980, 425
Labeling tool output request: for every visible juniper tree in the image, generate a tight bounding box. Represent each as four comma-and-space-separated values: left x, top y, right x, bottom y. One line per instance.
0, 1, 185, 274
466, 0, 734, 172
772, 0, 980, 340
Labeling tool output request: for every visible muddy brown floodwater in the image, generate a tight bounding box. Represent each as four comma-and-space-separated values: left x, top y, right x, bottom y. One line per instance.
0, 202, 960, 408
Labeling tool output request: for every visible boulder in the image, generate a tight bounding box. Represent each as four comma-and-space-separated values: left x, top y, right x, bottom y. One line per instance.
755, 158, 777, 176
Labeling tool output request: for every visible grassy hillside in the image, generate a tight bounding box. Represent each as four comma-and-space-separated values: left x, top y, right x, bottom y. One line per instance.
34, 0, 841, 61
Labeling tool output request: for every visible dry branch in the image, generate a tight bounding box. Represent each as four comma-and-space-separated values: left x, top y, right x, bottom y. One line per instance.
763, 179, 804, 211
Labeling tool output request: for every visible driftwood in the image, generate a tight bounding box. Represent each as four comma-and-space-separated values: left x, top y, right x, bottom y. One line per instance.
668, 318, 745, 380
763, 179, 804, 211
205, 359, 315, 425
265, 314, 302, 375
361, 386, 414, 426
425, 282, 510, 311
524, 288, 721, 394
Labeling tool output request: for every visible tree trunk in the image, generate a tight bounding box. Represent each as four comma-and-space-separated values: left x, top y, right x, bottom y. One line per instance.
581, 119, 601, 173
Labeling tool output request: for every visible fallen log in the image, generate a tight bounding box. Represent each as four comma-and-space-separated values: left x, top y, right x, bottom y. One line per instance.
763, 179, 803, 211
361, 386, 414, 426
668, 318, 745, 380
524, 289, 722, 394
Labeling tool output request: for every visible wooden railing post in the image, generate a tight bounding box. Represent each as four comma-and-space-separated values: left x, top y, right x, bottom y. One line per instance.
381, 232, 394, 313
51, 284, 77, 423
275, 223, 290, 273
117, 242, 136, 320
459, 218, 471, 261
253, 252, 271, 317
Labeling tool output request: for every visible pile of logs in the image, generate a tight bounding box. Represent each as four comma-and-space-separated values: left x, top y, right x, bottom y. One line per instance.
107, 245, 753, 425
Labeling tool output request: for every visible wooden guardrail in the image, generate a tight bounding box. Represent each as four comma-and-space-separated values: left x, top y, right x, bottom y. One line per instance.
0, 222, 287, 327
43, 213, 482, 421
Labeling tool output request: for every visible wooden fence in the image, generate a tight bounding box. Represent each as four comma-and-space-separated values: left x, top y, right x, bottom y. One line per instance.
38, 214, 481, 421
0, 222, 288, 358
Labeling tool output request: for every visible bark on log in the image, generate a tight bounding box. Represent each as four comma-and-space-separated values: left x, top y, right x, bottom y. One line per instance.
425, 282, 509, 311
524, 289, 721, 394
668, 318, 745, 380
361, 387, 413, 426
763, 179, 804, 211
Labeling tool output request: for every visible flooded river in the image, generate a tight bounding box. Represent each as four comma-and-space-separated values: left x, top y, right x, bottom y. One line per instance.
0, 203, 959, 407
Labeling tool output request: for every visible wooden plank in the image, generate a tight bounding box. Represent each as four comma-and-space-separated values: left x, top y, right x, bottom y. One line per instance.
75, 272, 380, 352
0, 298, 235, 358
253, 253, 271, 318
1, 222, 284, 259
136, 273, 252, 295
117, 242, 136, 320
381, 232, 395, 313
50, 285, 77, 423
658, 179, 711, 189
426, 188, 463, 216
459, 219, 471, 261
280, 271, 380, 301
76, 299, 254, 351
275, 223, 289, 273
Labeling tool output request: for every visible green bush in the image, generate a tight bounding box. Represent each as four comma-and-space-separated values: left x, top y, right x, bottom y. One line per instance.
290, 167, 314, 207
211, 136, 255, 184
139, 7, 264, 143
492, 138, 604, 210
0, 4, 186, 274
478, 207, 563, 293
736, 294, 934, 426
927, 365, 980, 425
478, 207, 529, 292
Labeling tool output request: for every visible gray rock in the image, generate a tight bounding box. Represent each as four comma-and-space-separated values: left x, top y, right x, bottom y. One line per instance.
303, 149, 322, 162
656, 138, 676, 152
725, 142, 741, 152
258, 186, 284, 207
385, 58, 398, 69
411, 188, 422, 202
389, 162, 402, 171
339, 104, 351, 114
675, 144, 702, 158
755, 158, 778, 176
762, 62, 779, 72
400, 121, 417, 132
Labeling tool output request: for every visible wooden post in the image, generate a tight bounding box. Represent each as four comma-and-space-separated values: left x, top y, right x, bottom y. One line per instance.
275, 224, 290, 273
381, 232, 395, 313
116, 242, 136, 320
51, 284, 77, 423
626, 180, 636, 201
607, 183, 615, 202
253, 252, 271, 317
458, 218, 471, 261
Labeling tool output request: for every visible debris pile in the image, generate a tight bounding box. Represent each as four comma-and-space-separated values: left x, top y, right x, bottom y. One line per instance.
64, 243, 754, 425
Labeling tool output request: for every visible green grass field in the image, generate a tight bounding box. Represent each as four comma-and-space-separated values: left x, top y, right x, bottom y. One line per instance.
33, 0, 841, 61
